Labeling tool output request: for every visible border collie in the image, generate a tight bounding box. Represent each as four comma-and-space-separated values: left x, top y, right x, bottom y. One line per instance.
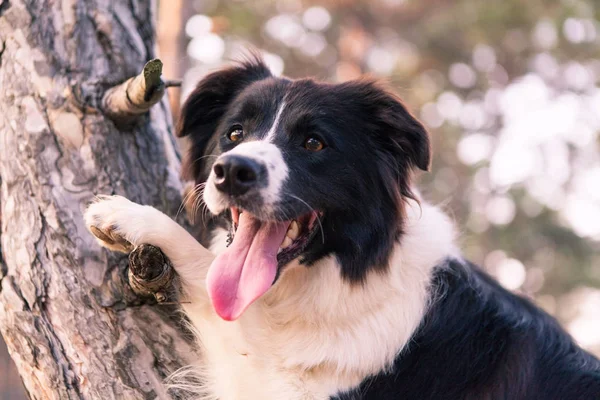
85, 56, 600, 399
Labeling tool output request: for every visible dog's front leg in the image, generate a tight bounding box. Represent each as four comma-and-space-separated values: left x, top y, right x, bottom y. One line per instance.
84, 195, 214, 296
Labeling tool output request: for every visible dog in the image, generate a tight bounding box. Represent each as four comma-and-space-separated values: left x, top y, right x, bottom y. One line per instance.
85, 56, 600, 399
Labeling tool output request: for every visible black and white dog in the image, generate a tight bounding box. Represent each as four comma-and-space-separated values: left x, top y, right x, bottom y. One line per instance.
85, 57, 600, 399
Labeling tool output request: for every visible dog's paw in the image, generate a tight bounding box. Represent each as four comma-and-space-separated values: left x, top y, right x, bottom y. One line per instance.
84, 195, 147, 253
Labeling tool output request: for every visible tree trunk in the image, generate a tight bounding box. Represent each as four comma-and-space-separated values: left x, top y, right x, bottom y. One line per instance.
0, 1, 196, 399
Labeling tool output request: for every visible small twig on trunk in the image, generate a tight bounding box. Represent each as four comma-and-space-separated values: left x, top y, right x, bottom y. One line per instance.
128, 244, 176, 303
102, 59, 178, 126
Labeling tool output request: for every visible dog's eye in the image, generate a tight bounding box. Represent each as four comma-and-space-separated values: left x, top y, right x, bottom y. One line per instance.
227, 125, 244, 142
304, 136, 325, 152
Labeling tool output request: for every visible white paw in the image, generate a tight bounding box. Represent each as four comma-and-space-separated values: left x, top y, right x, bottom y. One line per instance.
84, 195, 151, 253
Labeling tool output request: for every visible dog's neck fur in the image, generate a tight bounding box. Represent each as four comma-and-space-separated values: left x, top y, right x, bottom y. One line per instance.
182, 198, 458, 399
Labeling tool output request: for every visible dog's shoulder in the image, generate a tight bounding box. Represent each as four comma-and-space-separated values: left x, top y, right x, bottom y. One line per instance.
333, 258, 600, 400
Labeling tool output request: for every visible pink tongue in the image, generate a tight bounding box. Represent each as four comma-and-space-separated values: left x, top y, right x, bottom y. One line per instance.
206, 212, 290, 321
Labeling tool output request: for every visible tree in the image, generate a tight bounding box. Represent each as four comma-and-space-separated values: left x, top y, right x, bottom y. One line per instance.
0, 1, 194, 398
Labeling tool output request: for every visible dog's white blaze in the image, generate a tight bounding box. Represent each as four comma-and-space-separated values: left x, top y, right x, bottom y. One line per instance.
264, 101, 286, 143
85, 195, 458, 400
204, 100, 288, 215
203, 141, 289, 215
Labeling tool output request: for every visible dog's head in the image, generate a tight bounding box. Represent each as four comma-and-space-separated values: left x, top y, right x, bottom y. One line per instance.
179, 56, 430, 320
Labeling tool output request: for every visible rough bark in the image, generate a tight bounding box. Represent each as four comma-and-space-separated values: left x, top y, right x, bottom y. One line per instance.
0, 1, 197, 399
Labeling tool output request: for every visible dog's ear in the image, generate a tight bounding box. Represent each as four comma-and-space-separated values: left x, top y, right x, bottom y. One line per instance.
342, 80, 431, 172
375, 87, 431, 172
177, 57, 272, 138
178, 56, 272, 180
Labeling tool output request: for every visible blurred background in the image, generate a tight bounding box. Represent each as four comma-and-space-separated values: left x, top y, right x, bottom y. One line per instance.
2, 0, 599, 397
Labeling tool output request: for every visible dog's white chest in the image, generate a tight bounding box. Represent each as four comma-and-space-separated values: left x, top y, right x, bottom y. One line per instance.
182, 202, 457, 400
195, 314, 328, 400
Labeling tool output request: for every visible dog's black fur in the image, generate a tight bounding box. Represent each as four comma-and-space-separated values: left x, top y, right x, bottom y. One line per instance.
335, 259, 600, 399
178, 56, 600, 399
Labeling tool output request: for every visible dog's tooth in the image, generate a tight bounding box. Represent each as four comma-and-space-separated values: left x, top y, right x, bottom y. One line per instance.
281, 236, 293, 249
287, 221, 299, 239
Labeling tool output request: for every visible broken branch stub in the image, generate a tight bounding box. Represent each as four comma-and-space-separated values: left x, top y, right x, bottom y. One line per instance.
128, 244, 176, 303
102, 59, 167, 124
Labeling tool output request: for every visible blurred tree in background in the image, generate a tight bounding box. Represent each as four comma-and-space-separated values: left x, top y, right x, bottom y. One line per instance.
1, 0, 599, 397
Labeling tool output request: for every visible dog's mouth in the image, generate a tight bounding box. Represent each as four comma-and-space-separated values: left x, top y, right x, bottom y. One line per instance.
206, 207, 321, 321
230, 208, 320, 264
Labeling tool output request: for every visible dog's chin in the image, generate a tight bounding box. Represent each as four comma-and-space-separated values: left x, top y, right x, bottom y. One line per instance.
227, 207, 322, 270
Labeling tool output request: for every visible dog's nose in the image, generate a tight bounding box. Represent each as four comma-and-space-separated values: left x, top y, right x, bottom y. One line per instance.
213, 155, 264, 196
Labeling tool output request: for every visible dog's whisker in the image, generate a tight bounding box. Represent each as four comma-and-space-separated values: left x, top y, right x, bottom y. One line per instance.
287, 194, 325, 244
191, 193, 201, 223
193, 185, 210, 223
188, 184, 207, 222
197, 192, 210, 223
190, 154, 219, 167
177, 183, 203, 219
